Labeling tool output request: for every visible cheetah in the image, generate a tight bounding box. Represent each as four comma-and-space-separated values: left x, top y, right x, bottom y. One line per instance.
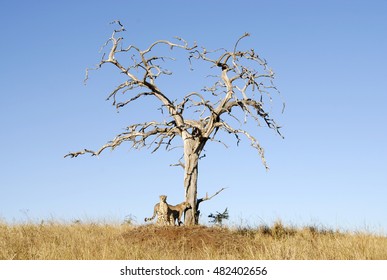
144, 195, 170, 226
167, 201, 191, 226
144, 196, 191, 226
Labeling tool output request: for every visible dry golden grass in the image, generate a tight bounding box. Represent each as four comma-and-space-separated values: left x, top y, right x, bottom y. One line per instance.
1, 221, 386, 260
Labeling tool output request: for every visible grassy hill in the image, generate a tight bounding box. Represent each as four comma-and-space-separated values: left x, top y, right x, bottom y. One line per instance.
1, 221, 386, 259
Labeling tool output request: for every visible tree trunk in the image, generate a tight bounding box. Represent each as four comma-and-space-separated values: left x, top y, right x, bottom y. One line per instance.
183, 134, 205, 225
184, 157, 199, 225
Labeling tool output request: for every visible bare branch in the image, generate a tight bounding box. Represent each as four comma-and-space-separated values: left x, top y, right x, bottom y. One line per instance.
110, 20, 125, 32
216, 120, 269, 169
65, 121, 181, 158
64, 149, 97, 158
207, 137, 229, 149
197, 187, 227, 206
142, 38, 197, 55
170, 160, 185, 169
233, 32, 250, 53
177, 92, 216, 117
115, 91, 154, 109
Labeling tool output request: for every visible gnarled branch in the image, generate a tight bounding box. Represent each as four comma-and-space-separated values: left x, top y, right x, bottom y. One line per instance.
215, 120, 269, 169
64, 121, 181, 158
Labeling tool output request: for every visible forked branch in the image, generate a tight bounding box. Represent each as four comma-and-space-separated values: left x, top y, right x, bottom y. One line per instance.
197, 187, 227, 205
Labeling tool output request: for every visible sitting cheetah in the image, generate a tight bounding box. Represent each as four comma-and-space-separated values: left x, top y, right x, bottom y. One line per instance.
144, 195, 170, 226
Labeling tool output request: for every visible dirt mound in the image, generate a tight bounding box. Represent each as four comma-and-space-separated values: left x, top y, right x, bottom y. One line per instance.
121, 225, 245, 252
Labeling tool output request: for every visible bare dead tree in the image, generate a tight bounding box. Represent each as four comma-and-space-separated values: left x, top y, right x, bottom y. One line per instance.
65, 21, 284, 225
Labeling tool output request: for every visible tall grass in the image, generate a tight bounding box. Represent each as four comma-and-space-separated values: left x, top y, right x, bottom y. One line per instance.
1, 220, 386, 260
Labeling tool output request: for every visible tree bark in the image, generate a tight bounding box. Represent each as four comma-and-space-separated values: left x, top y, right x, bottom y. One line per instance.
182, 134, 205, 225
183, 158, 198, 226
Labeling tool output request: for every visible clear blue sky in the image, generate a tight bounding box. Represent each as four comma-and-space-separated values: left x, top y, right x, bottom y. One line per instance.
0, 0, 386, 233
